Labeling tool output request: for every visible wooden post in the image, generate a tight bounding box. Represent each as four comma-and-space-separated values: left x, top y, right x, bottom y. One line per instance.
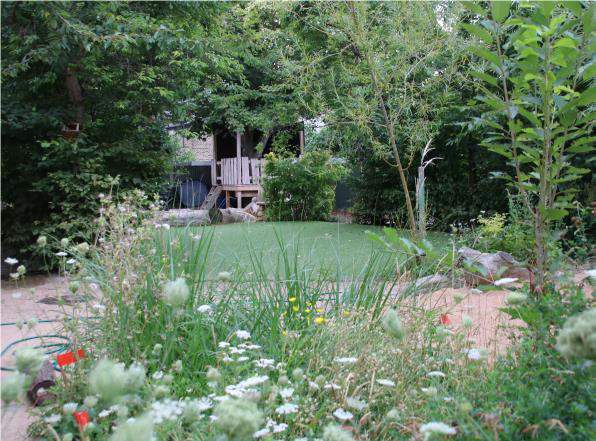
211, 159, 216, 187
236, 131, 242, 185
225, 191, 230, 208
237, 191, 242, 209
299, 130, 305, 156
212, 132, 218, 185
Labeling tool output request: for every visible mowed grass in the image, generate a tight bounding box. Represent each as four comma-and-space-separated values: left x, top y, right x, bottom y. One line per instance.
190, 221, 450, 277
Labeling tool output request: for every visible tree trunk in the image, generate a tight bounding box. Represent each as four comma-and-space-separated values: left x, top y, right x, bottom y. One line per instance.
66, 66, 84, 125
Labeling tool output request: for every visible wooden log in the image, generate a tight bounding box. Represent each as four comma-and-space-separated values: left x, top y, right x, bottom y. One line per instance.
158, 209, 211, 226
27, 359, 56, 406
219, 208, 257, 224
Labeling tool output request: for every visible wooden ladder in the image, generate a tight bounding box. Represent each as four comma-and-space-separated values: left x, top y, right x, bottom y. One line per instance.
200, 185, 222, 210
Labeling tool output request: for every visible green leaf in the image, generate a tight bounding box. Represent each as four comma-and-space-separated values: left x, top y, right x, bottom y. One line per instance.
469, 46, 501, 67
470, 70, 498, 86
382, 227, 399, 247
461, 2, 486, 16
490, 1, 511, 23
544, 208, 567, 221
567, 137, 596, 154
538, 1, 556, 18
563, 1, 583, 17
582, 62, 596, 80
553, 37, 577, 49
461, 23, 493, 44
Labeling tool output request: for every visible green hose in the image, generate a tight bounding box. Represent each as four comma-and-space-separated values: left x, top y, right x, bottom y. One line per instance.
1, 317, 98, 372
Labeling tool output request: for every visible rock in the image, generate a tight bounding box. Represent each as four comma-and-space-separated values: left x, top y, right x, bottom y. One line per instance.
158, 209, 210, 226
457, 246, 530, 286
415, 274, 451, 291
219, 208, 257, 224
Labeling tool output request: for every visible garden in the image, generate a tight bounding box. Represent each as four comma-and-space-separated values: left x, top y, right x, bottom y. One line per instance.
1, 2, 595, 441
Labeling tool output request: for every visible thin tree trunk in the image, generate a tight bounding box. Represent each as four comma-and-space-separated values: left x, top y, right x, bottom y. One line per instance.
348, 2, 417, 235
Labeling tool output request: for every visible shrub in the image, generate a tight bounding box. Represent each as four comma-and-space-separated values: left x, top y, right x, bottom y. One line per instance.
262, 151, 346, 221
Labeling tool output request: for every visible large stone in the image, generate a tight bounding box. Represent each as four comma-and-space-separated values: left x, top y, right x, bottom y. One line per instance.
219, 208, 257, 224
457, 246, 530, 286
158, 209, 210, 226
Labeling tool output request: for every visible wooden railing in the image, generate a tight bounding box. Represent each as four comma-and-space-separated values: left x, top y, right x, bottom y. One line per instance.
215, 157, 264, 186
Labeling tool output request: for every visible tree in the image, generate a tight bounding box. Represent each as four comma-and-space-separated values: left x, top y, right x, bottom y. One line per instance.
464, 1, 594, 291
1, 1, 229, 261
278, 1, 464, 234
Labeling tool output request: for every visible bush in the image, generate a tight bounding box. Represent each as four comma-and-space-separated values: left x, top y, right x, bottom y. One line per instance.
469, 283, 595, 440
462, 192, 539, 263
262, 151, 346, 221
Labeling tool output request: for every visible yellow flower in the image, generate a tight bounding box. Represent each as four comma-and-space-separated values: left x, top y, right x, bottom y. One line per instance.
315, 317, 325, 325
305, 309, 311, 313
316, 308, 324, 313
342, 310, 350, 317
289, 297, 296, 303
282, 331, 287, 336
292, 306, 299, 312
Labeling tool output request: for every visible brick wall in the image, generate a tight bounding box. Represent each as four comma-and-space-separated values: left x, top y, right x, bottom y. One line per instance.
182, 135, 214, 161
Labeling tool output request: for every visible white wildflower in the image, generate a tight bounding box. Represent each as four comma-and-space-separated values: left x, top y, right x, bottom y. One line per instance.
427, 371, 446, 378
346, 397, 367, 411
376, 379, 395, 387
466, 348, 486, 361
419, 422, 456, 440
44, 414, 62, 425
55, 252, 68, 257
4, 257, 18, 265
197, 304, 212, 313
494, 277, 518, 286
275, 403, 299, 415
333, 408, 354, 421
334, 357, 358, 364
236, 330, 251, 340
279, 388, 294, 399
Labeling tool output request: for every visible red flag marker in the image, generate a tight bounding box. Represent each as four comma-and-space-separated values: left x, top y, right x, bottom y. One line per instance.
440, 313, 450, 325
73, 411, 90, 428
56, 349, 85, 366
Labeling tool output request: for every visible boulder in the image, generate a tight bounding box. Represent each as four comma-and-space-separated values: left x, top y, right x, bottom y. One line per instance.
158, 209, 210, 226
457, 246, 530, 286
219, 208, 257, 224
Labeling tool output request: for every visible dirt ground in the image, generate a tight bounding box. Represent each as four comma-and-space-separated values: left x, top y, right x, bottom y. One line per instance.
1, 270, 593, 440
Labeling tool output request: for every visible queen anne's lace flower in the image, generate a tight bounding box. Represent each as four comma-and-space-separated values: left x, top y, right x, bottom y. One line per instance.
275, 403, 299, 415
419, 422, 456, 440
333, 408, 354, 421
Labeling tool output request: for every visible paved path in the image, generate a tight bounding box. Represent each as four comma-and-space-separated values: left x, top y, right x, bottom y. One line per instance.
1, 275, 71, 441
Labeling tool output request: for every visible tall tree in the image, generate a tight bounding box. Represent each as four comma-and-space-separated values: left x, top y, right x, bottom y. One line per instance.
1, 1, 230, 259
278, 1, 464, 234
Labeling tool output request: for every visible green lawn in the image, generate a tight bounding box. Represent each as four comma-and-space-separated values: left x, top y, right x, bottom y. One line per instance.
192, 221, 449, 277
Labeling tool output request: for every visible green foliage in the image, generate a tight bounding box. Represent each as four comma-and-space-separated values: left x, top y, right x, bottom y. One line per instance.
262, 151, 346, 221
1, 1, 226, 265
475, 283, 595, 440
464, 1, 595, 286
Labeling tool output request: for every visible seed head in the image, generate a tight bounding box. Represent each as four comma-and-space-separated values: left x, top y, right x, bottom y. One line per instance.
15, 347, 44, 376
109, 414, 153, 441
213, 399, 263, 440
163, 278, 189, 308
322, 424, 356, 441
382, 309, 405, 340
